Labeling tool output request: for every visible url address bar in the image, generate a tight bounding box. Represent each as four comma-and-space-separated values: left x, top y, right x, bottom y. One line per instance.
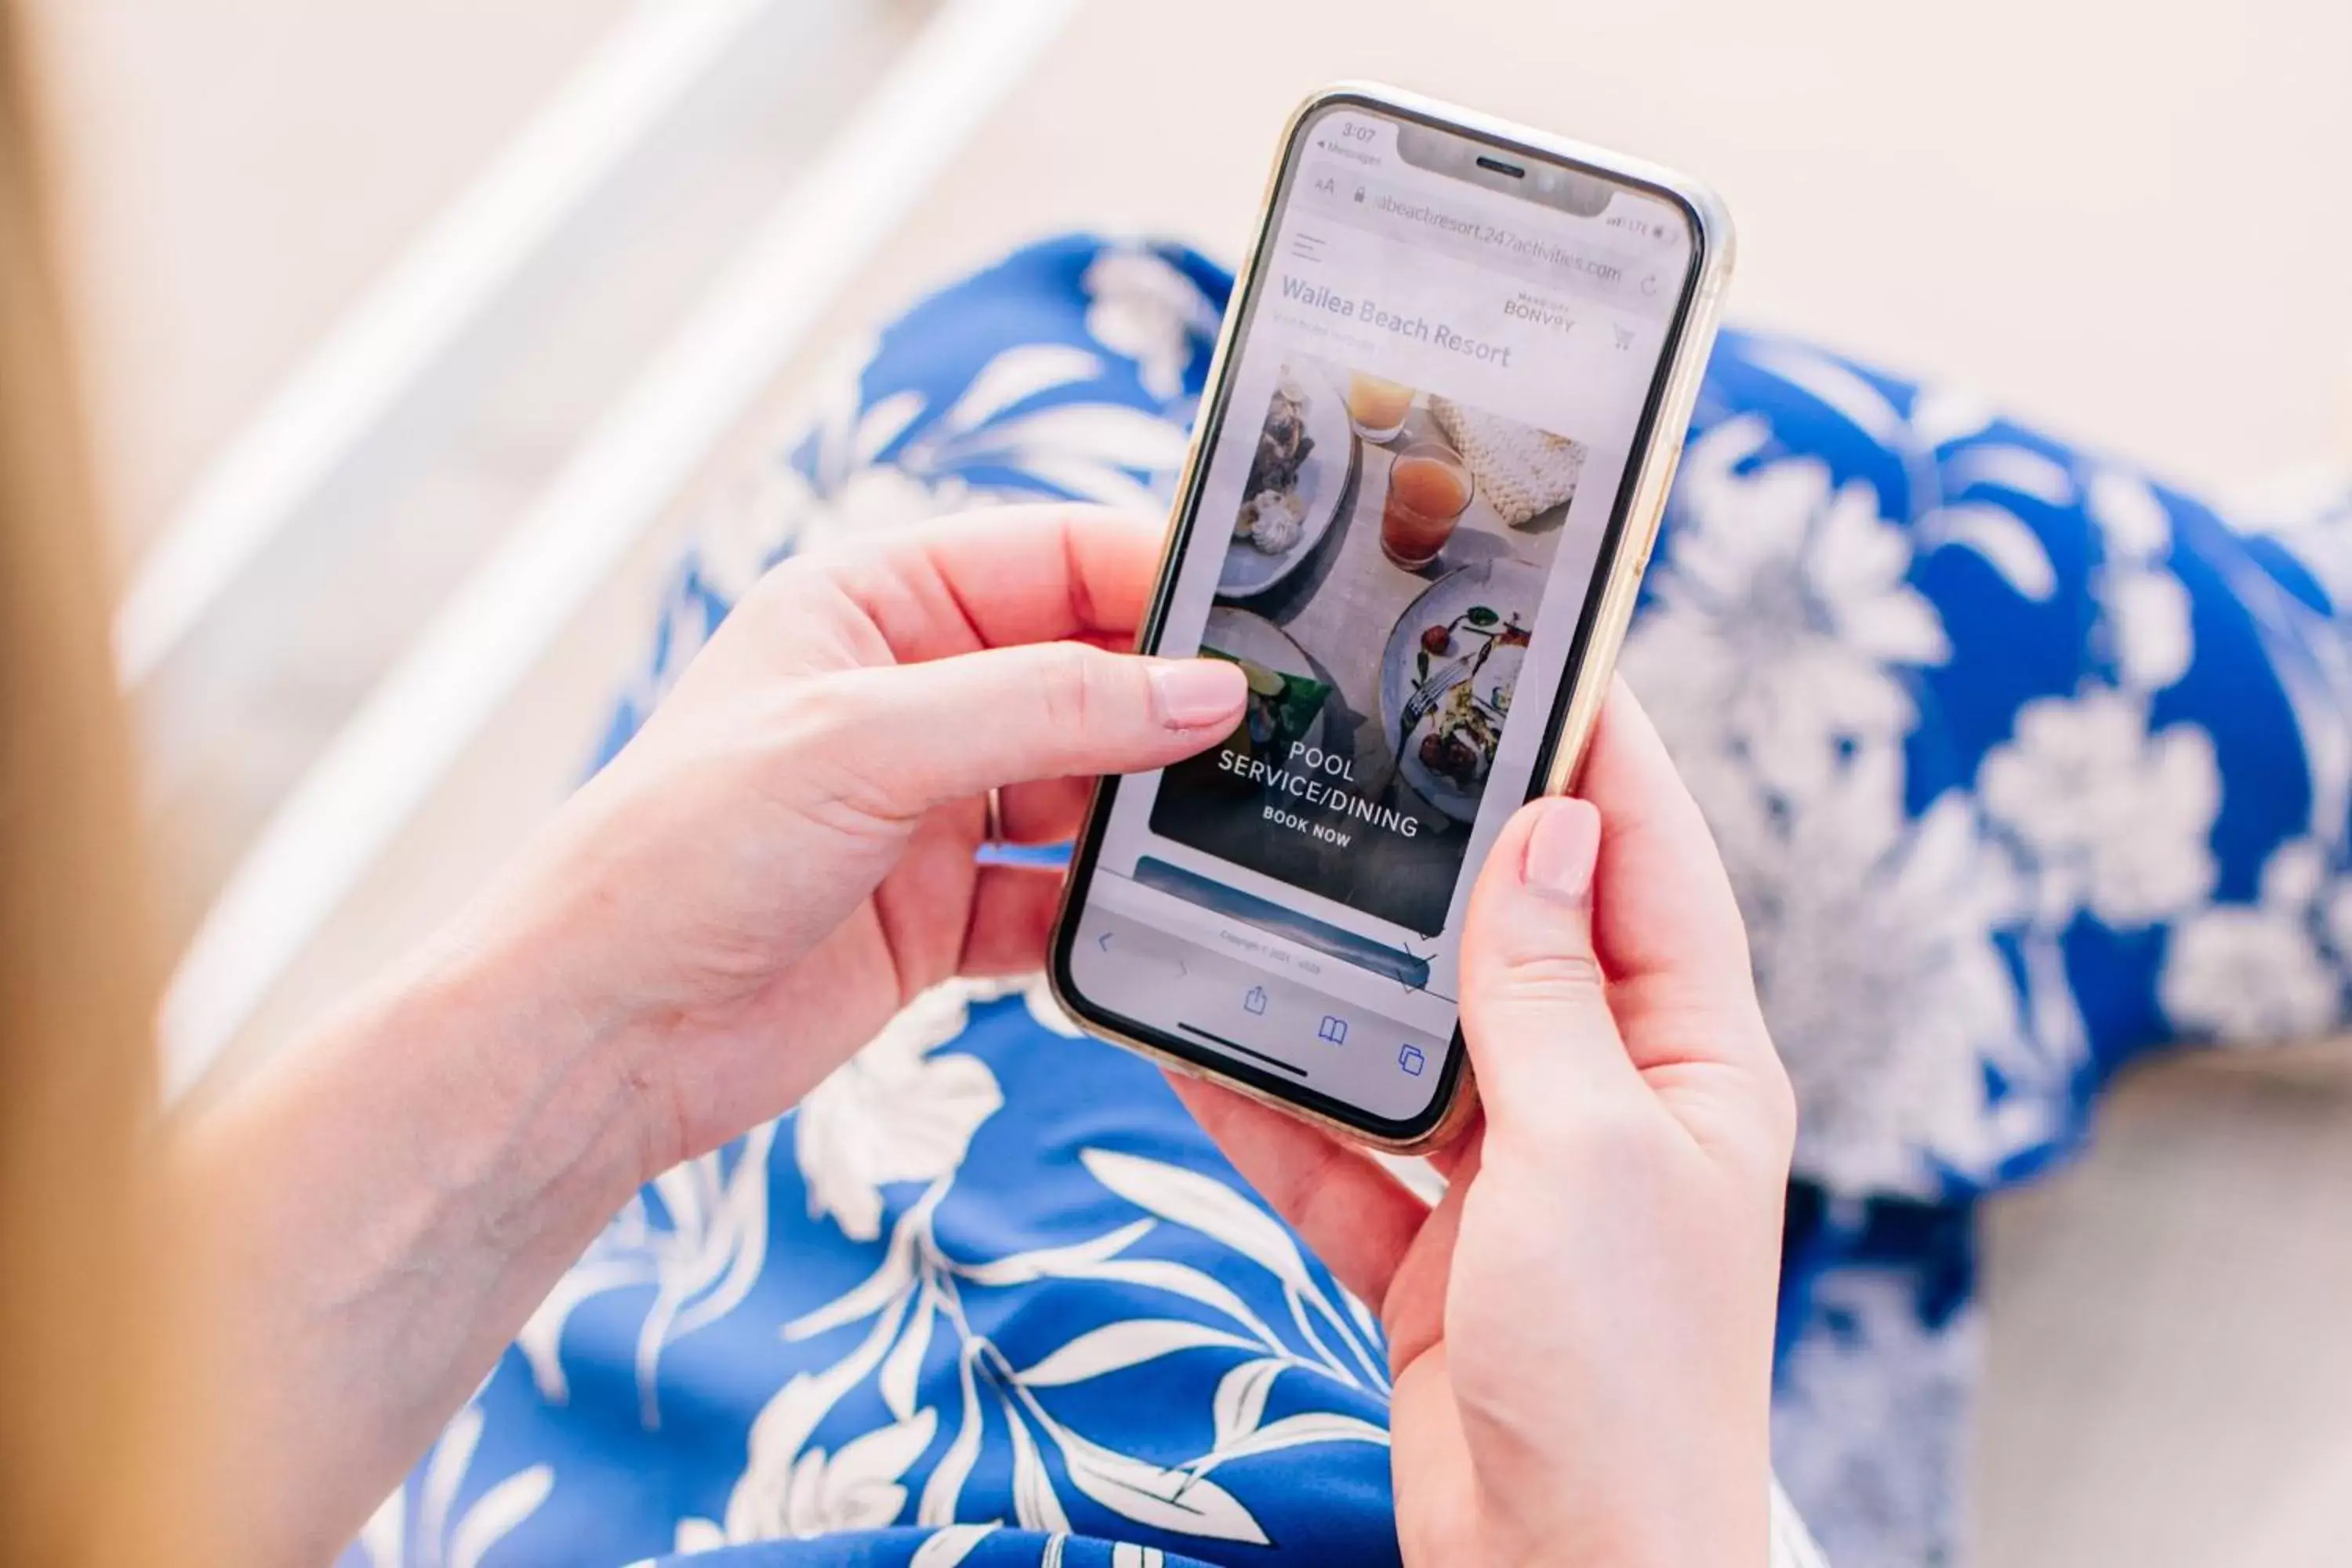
1294, 162, 1661, 307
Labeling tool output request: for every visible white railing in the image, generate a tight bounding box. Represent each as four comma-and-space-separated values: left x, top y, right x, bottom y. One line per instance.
114, 0, 786, 686
155, 0, 1084, 1095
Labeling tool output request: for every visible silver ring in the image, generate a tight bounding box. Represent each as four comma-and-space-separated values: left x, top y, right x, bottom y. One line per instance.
983, 786, 1006, 846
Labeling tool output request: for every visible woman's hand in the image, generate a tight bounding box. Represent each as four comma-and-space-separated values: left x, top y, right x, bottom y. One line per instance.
181, 506, 1243, 1566
450, 504, 1245, 1175
1173, 687, 1795, 1568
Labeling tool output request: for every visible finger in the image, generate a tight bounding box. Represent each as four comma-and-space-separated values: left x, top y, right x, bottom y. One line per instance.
993, 775, 1093, 845
1457, 793, 1642, 1122
804, 641, 1244, 818
869, 803, 990, 990
960, 863, 1063, 975
1577, 681, 1776, 1076
1378, 1138, 1479, 1371
1425, 1112, 1483, 1183
1167, 1074, 1428, 1313
799, 506, 1167, 663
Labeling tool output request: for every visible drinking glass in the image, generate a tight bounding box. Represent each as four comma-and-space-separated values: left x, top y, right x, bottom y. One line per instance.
1345, 372, 1414, 441
1381, 442, 1472, 569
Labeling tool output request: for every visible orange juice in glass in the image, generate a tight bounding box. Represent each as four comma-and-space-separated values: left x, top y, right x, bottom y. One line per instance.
1346, 372, 1414, 441
1381, 443, 1472, 569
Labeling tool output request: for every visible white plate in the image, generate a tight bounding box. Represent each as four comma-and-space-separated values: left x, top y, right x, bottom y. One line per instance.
1201, 605, 1326, 755
1217, 365, 1356, 600
1378, 559, 1544, 823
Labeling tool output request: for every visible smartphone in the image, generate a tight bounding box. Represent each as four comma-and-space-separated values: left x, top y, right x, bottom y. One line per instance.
1047, 83, 1732, 1151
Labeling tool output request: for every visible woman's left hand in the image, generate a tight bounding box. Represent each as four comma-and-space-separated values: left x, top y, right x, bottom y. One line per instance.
459, 503, 1243, 1176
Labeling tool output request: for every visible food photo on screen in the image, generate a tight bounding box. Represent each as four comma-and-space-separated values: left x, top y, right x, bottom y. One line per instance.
1150, 350, 1589, 935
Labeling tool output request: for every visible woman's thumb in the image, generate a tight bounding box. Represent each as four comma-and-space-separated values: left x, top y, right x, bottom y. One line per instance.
818, 642, 1247, 814
1457, 796, 1642, 1112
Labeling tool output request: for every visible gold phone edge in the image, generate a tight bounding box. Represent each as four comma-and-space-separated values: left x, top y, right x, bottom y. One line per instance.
1047, 82, 1735, 1157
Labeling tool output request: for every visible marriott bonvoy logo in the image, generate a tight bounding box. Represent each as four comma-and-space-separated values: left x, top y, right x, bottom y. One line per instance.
1502, 290, 1577, 335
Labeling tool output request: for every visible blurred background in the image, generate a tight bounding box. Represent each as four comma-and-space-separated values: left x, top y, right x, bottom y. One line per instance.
23, 0, 2352, 1561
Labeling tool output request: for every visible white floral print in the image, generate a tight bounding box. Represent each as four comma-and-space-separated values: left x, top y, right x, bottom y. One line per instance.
517, 1121, 777, 1427
713, 1025, 1392, 1552
2161, 837, 2348, 1044
1080, 247, 1220, 403
1979, 688, 2221, 928
1625, 415, 1951, 802
351, 1405, 553, 1568
2085, 469, 2172, 562
1733, 756, 2039, 1196
797, 988, 1005, 1242
1775, 1270, 1981, 1568
2098, 566, 2194, 691
2161, 905, 2339, 1042
775, 1412, 942, 1537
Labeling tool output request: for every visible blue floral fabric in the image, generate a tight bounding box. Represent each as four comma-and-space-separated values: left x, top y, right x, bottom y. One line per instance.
354, 989, 1399, 1568
1633, 343, 2352, 1201
348, 235, 2350, 1568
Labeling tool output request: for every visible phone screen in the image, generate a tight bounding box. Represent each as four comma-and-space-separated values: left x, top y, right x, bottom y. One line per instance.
1055, 100, 1704, 1137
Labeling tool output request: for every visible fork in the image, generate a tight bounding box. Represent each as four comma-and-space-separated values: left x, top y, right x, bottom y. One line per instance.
1398, 657, 1474, 742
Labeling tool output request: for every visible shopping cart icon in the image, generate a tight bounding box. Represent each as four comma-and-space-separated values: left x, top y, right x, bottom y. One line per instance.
1612, 324, 1635, 351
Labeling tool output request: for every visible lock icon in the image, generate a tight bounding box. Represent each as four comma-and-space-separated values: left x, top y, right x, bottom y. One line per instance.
1243, 985, 1269, 1015
1353, 185, 1366, 203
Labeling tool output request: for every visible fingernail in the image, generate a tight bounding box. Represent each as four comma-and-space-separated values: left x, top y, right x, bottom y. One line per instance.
1521, 797, 1600, 906
1149, 659, 1247, 729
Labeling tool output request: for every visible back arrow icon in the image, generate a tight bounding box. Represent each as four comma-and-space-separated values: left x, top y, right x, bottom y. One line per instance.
1097, 932, 1115, 952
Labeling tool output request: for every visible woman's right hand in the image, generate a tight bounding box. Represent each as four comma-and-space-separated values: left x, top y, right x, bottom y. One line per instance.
1173, 685, 1796, 1567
